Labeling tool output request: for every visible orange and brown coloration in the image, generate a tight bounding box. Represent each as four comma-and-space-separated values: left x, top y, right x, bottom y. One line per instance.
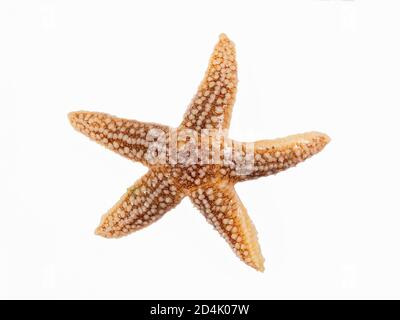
68, 34, 330, 271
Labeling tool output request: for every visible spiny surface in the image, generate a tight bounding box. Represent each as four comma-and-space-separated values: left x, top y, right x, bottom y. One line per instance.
68, 34, 330, 272
180, 33, 237, 131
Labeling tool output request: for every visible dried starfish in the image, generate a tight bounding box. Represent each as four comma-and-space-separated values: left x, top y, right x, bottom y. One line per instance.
68, 34, 330, 271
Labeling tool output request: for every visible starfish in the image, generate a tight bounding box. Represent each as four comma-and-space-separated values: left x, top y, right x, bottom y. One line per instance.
68, 34, 330, 271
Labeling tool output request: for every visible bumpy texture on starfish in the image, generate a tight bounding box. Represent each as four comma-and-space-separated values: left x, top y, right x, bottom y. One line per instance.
68, 34, 330, 271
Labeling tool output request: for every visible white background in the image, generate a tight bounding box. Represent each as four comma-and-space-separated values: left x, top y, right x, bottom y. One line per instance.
1, 0, 399, 299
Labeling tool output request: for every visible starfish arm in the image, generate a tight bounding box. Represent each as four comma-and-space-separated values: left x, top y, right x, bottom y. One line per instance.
189, 181, 265, 271
95, 169, 185, 238
68, 111, 169, 166
179, 34, 238, 131
231, 132, 330, 182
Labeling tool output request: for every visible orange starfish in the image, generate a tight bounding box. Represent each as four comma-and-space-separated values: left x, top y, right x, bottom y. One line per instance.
68, 34, 330, 271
